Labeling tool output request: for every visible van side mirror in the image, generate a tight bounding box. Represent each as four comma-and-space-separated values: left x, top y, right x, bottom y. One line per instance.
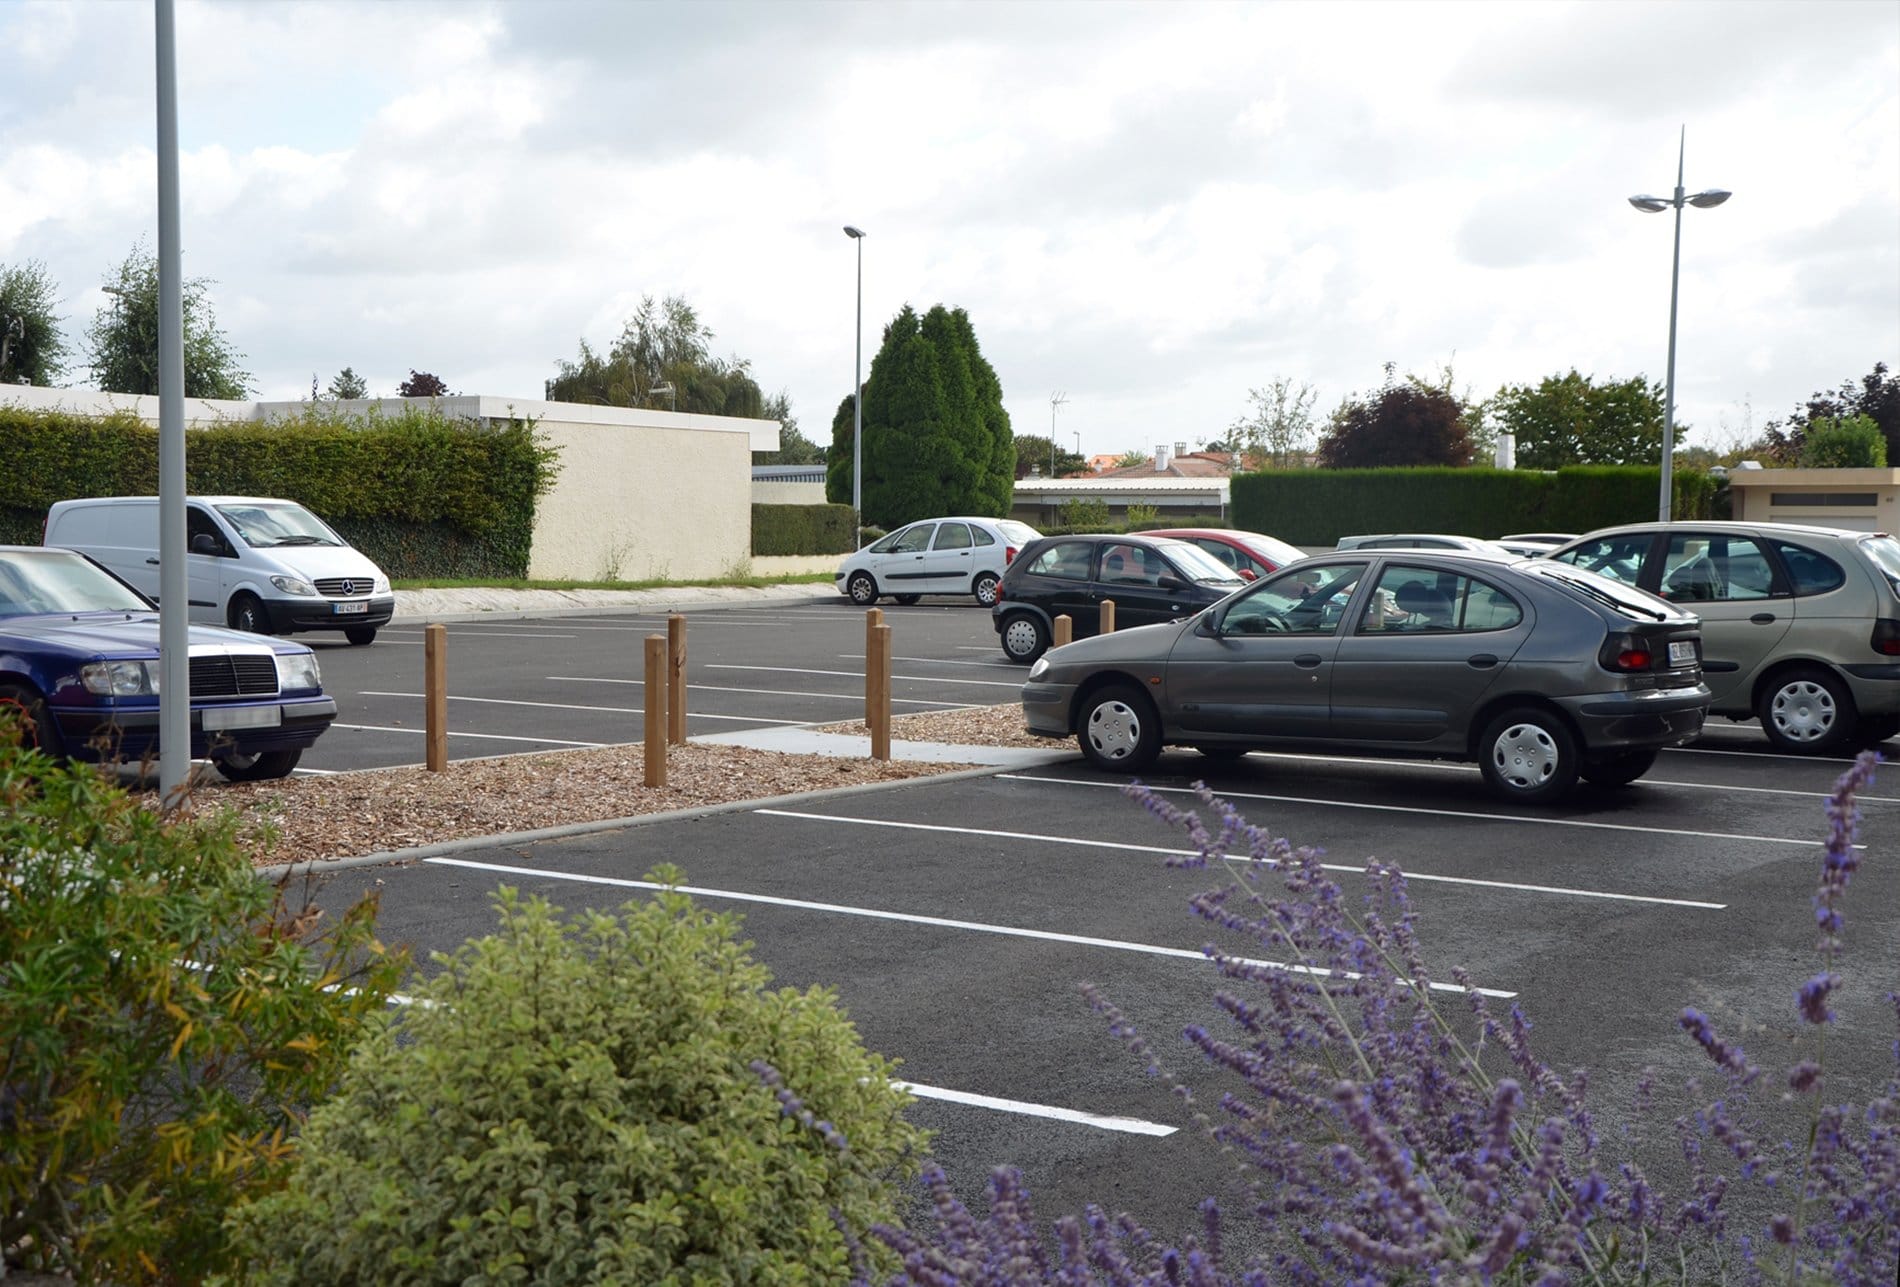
190, 533, 220, 556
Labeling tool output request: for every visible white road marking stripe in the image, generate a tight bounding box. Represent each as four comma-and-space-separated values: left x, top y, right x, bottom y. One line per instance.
891, 1081, 1175, 1136
841, 653, 1024, 671
331, 723, 606, 747
711, 664, 1021, 689
378, 629, 579, 639
758, 808, 1724, 910
360, 691, 811, 722
997, 773, 1840, 849
423, 856, 1516, 997
544, 676, 968, 708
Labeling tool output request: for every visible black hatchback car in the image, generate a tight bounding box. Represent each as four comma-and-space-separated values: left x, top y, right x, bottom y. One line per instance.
992, 534, 1248, 663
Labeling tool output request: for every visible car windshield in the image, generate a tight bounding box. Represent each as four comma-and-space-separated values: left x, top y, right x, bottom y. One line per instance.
1233, 531, 1306, 567
1521, 560, 1673, 621
0, 550, 151, 616
214, 501, 344, 549
1155, 541, 1246, 583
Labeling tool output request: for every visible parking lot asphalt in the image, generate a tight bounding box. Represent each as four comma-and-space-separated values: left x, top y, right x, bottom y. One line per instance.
286, 588, 1900, 1251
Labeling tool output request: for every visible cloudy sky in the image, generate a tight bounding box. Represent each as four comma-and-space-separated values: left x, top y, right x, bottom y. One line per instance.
3, 0, 1895, 460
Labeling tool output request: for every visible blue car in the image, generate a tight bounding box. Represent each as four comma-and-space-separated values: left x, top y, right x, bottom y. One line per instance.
0, 545, 337, 780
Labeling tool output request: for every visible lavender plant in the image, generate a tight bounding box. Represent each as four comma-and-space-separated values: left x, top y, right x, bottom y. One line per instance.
816, 755, 1894, 1284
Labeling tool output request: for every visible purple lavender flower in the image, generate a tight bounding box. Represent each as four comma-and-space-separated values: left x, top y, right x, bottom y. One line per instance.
1798, 972, 1840, 1026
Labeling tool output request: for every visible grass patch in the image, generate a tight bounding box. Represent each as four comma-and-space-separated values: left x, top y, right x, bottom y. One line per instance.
393, 572, 837, 591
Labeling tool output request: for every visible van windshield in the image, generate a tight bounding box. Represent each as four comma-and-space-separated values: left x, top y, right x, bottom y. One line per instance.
214, 502, 344, 549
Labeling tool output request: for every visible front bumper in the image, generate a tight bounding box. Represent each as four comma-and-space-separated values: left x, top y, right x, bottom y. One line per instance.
1560, 684, 1710, 750
1021, 681, 1077, 740
265, 595, 396, 634
51, 695, 339, 763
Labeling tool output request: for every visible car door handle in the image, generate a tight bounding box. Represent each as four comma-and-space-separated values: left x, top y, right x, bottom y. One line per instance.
1293, 653, 1323, 668
146, 557, 161, 565
1750, 613, 1776, 624
1467, 654, 1499, 669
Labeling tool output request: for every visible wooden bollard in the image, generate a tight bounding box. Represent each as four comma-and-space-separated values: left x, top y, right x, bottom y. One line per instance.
869, 622, 892, 761
667, 614, 687, 745
1099, 598, 1116, 635
864, 607, 883, 723
1053, 614, 1072, 647
644, 634, 667, 787
424, 623, 448, 772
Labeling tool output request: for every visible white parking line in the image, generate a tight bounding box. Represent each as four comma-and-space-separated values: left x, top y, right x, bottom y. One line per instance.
545, 676, 969, 709
892, 1081, 1175, 1136
997, 773, 1843, 849
378, 629, 580, 639
841, 653, 1025, 671
711, 664, 1021, 690
331, 722, 607, 747
757, 809, 1724, 909
358, 691, 813, 724
423, 856, 1516, 997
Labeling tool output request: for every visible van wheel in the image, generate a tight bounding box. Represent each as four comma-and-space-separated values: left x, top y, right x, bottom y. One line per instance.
229, 593, 270, 634
344, 626, 378, 646
214, 748, 301, 781
973, 572, 1001, 607
0, 682, 62, 755
1477, 707, 1579, 803
1000, 614, 1049, 664
846, 572, 878, 605
1078, 685, 1162, 773
1758, 667, 1854, 753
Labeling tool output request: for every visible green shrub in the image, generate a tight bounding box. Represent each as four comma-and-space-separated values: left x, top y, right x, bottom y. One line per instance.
750, 502, 858, 556
0, 403, 561, 578
225, 875, 925, 1285
1123, 503, 1159, 529
0, 716, 403, 1284
1056, 496, 1110, 529
1798, 414, 1887, 468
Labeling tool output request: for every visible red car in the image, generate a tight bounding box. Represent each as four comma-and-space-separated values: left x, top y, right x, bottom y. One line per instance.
1140, 528, 1306, 581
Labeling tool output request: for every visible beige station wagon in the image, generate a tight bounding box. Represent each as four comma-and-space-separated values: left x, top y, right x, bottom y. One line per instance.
1546, 521, 1900, 752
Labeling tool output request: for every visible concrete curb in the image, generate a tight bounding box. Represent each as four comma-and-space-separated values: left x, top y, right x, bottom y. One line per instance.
392, 583, 841, 626
254, 760, 1039, 881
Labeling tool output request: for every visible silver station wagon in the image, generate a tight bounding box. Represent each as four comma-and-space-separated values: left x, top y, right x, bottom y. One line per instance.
1019, 549, 1709, 803
1547, 520, 1900, 752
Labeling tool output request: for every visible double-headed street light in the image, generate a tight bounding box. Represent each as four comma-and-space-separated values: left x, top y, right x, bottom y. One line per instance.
843, 225, 866, 526
1629, 128, 1730, 521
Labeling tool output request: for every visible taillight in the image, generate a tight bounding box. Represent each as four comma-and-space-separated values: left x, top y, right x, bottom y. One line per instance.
1004, 546, 1018, 565
1598, 632, 1655, 672
1872, 619, 1900, 656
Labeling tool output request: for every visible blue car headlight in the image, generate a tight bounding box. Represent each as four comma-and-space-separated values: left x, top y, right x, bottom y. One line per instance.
80, 660, 159, 696
275, 650, 322, 691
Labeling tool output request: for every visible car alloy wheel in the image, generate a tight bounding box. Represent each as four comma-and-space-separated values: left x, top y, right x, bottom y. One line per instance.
847, 571, 878, 605
1079, 684, 1160, 773
1759, 668, 1852, 753
973, 572, 1001, 606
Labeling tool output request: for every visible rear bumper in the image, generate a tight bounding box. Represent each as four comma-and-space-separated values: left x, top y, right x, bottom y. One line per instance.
50, 695, 338, 762
1838, 663, 1900, 717
265, 595, 396, 634
1561, 684, 1710, 749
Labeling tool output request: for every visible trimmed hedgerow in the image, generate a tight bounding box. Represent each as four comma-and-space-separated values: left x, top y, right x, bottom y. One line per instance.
0, 715, 404, 1284
752, 502, 858, 556
0, 403, 561, 578
224, 873, 926, 1285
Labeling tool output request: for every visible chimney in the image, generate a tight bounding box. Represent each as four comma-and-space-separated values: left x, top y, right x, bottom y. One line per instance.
1153, 443, 1172, 472
1174, 441, 1188, 456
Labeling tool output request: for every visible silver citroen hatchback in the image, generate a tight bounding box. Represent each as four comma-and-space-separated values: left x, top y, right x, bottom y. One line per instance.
1546, 521, 1900, 752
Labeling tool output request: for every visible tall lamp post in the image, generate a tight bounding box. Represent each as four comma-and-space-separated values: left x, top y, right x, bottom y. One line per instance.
843, 225, 866, 525
1629, 128, 1729, 521
1049, 391, 1068, 477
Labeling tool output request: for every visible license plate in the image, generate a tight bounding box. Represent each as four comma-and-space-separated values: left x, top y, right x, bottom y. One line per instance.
1668, 640, 1696, 665
334, 600, 369, 615
204, 705, 282, 730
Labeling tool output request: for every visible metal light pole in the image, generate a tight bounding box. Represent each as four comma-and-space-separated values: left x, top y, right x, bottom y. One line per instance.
843, 225, 866, 526
155, 0, 190, 804
1630, 127, 1730, 522
1049, 391, 1068, 476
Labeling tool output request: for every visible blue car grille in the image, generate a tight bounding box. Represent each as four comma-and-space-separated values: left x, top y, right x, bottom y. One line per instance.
189, 655, 279, 698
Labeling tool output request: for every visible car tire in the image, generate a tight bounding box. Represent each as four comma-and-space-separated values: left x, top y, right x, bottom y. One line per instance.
1193, 744, 1248, 761
1758, 667, 1855, 754
228, 592, 270, 634
344, 625, 377, 646
999, 613, 1049, 664
894, 594, 921, 606
846, 571, 879, 605
1854, 713, 1900, 748
1078, 684, 1161, 773
1477, 707, 1580, 803
214, 748, 302, 782
1579, 748, 1657, 788
0, 681, 61, 755
973, 572, 1001, 607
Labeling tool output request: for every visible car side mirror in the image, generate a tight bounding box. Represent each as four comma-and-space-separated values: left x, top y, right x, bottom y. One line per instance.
1195, 611, 1221, 637
1238, 569, 1257, 581
1156, 575, 1184, 592
190, 533, 220, 556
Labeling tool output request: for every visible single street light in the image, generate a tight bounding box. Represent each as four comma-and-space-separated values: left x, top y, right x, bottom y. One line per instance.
649, 380, 676, 412
844, 225, 865, 526
1630, 127, 1730, 521
1049, 391, 1068, 477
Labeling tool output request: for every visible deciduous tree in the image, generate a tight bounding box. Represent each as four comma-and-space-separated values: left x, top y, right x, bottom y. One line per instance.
1490, 369, 1665, 468
83, 244, 251, 399
0, 259, 70, 386
398, 369, 449, 397
546, 293, 764, 418
1316, 366, 1474, 468
1231, 377, 1318, 468
1013, 433, 1086, 479
753, 390, 825, 465
1754, 363, 1900, 464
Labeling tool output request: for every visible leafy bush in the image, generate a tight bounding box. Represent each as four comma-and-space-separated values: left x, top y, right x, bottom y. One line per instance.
1123, 503, 1160, 529
225, 873, 926, 1284
861, 764, 1897, 1284
0, 715, 403, 1283
1798, 414, 1888, 468
1057, 496, 1111, 529
752, 501, 859, 556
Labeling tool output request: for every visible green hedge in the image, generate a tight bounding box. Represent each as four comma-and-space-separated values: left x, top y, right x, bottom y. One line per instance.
751, 502, 857, 556
1230, 466, 1717, 545
1, 404, 560, 578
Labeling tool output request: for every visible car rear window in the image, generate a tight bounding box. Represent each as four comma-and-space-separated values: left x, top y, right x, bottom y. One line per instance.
1855, 535, 1900, 590
1521, 560, 1677, 621
998, 520, 1040, 546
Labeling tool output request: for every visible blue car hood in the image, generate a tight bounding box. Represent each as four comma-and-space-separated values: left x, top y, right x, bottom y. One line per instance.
1, 612, 284, 657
